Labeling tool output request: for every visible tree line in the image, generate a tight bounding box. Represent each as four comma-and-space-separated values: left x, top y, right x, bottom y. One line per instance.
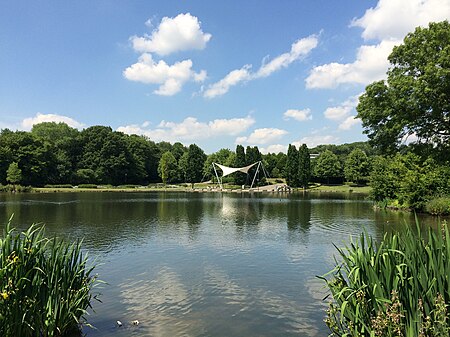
0, 121, 378, 188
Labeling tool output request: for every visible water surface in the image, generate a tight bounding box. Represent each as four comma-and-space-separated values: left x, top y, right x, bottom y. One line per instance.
0, 191, 441, 336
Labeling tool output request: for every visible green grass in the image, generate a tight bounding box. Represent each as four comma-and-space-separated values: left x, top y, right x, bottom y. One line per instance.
0, 218, 100, 336
320, 220, 450, 336
310, 184, 371, 194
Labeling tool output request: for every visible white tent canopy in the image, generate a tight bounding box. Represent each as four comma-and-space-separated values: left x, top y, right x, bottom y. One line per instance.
214, 162, 259, 177
212, 161, 267, 189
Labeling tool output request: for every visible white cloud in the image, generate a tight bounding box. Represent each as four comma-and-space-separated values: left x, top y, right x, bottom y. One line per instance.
235, 128, 288, 145
254, 36, 318, 78
21, 113, 85, 130
339, 116, 361, 130
204, 35, 318, 98
306, 40, 397, 89
131, 13, 212, 55
203, 65, 251, 99
351, 0, 450, 41
117, 116, 255, 143
292, 135, 339, 148
260, 144, 288, 154
324, 94, 360, 120
123, 53, 206, 96
306, 0, 450, 89
283, 108, 312, 122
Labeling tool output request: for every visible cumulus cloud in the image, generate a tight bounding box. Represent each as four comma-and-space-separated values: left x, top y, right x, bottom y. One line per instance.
339, 116, 361, 130
306, 0, 449, 89
131, 13, 212, 55
21, 113, 85, 130
204, 35, 318, 98
117, 116, 255, 143
260, 144, 288, 154
351, 0, 450, 41
324, 95, 360, 120
123, 53, 206, 96
235, 128, 288, 145
292, 135, 339, 148
283, 108, 312, 122
306, 40, 397, 89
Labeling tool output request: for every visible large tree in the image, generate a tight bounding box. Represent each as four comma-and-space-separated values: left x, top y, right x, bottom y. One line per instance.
185, 144, 207, 188
314, 150, 342, 184
285, 144, 299, 187
357, 21, 450, 157
344, 149, 370, 184
158, 151, 177, 185
234, 145, 247, 186
298, 144, 311, 189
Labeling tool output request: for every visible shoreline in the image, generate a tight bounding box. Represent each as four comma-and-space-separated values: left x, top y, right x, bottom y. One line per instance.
29, 184, 371, 194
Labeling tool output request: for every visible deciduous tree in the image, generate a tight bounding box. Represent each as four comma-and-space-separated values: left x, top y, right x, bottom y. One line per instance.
357, 21, 450, 158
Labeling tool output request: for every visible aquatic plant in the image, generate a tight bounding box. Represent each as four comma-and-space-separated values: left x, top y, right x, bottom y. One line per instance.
0, 218, 99, 336
320, 221, 450, 336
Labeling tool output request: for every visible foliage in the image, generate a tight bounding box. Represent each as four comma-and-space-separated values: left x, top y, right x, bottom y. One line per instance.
77, 184, 97, 189
158, 151, 177, 185
0, 221, 99, 336
0, 184, 32, 193
369, 153, 450, 211
6, 162, 22, 185
344, 149, 370, 184
234, 145, 247, 186
298, 144, 310, 189
44, 184, 73, 189
285, 144, 299, 187
314, 150, 342, 184
321, 221, 450, 337
426, 197, 450, 215
185, 144, 207, 188
357, 21, 450, 159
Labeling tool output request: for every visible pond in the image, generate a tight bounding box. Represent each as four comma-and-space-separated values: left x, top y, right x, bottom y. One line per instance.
0, 191, 442, 337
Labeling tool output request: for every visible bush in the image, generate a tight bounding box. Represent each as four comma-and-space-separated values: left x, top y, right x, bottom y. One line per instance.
77, 184, 97, 189
0, 184, 32, 193
321, 221, 450, 336
426, 197, 450, 215
44, 184, 74, 189
0, 221, 99, 336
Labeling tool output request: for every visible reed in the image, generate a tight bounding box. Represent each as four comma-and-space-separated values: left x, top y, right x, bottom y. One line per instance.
320, 220, 450, 336
0, 218, 99, 337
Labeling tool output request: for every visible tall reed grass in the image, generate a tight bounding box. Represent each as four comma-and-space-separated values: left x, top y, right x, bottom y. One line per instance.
320, 221, 450, 336
0, 218, 99, 336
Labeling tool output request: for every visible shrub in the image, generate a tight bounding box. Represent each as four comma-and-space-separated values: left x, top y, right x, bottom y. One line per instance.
0, 184, 32, 193
44, 184, 74, 189
320, 221, 450, 336
426, 197, 450, 215
77, 184, 97, 189
0, 220, 99, 336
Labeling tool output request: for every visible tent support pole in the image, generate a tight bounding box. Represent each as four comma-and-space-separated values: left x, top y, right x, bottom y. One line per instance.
250, 161, 261, 190
213, 163, 222, 190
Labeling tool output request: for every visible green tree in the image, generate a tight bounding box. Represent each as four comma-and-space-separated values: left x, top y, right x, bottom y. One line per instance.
285, 144, 299, 187
314, 150, 342, 184
158, 151, 177, 185
31, 122, 81, 184
185, 144, 207, 188
6, 162, 22, 188
357, 21, 450, 158
234, 145, 247, 186
298, 144, 311, 189
344, 149, 370, 184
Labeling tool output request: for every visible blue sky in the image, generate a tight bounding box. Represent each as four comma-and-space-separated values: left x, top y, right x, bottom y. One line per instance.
1, 0, 449, 153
